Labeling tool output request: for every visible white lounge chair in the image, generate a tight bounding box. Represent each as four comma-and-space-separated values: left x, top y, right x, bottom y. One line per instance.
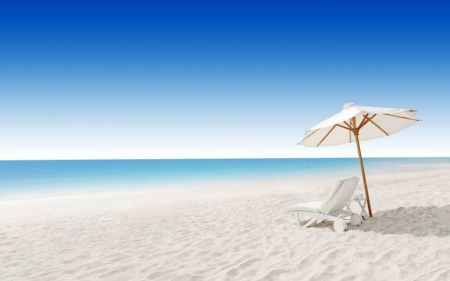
287, 177, 363, 232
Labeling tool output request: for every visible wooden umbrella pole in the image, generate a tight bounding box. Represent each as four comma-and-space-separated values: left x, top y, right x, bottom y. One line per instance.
352, 117, 373, 217
353, 132, 373, 217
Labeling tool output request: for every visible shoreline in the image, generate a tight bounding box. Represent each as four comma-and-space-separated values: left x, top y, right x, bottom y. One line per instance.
2, 161, 450, 203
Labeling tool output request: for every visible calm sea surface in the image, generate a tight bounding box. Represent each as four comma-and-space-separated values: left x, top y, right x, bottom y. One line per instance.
0, 158, 449, 199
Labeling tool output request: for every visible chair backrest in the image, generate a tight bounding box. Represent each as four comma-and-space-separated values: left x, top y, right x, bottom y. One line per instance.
318, 177, 359, 215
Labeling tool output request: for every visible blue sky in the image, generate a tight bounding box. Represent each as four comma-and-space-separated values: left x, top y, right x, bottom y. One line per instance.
0, 1, 449, 159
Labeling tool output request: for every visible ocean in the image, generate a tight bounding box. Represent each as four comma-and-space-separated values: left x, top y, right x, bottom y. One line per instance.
1, 158, 449, 200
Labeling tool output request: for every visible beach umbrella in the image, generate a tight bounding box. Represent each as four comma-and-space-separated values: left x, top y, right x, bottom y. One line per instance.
297, 103, 420, 217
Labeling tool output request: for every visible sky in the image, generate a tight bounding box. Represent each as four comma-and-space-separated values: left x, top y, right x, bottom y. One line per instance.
0, 0, 449, 160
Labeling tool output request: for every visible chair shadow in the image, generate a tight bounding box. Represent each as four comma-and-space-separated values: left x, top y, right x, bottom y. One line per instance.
350, 205, 450, 237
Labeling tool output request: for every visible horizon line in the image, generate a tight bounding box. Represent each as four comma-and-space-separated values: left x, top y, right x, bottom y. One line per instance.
0, 156, 449, 161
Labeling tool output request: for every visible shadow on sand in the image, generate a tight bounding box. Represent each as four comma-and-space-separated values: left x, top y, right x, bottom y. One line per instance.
352, 205, 450, 237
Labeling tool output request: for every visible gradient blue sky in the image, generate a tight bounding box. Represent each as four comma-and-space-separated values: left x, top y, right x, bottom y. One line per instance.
1, 1, 449, 159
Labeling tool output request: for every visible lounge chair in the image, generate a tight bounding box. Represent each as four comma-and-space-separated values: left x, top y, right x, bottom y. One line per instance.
287, 177, 363, 232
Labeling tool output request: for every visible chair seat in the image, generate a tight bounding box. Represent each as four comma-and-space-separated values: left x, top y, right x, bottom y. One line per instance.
287, 201, 322, 213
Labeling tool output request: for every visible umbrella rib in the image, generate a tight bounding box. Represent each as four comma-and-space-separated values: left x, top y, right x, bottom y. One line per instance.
343, 121, 353, 129
336, 124, 351, 130
368, 119, 389, 136
359, 115, 368, 125
298, 129, 321, 144
384, 113, 420, 122
358, 114, 369, 129
349, 127, 351, 143
317, 125, 337, 147
335, 123, 353, 142
358, 114, 377, 130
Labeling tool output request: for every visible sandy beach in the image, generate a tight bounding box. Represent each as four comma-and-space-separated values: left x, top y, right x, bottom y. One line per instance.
1, 166, 450, 281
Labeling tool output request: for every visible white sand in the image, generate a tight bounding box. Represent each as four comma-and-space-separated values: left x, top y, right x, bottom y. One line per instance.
1, 167, 450, 281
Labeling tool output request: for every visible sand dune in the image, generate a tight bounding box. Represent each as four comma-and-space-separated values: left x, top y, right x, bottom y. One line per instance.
1, 168, 450, 280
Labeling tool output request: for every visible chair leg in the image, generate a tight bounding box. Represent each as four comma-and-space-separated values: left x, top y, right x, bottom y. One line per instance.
303, 218, 316, 228
293, 211, 299, 226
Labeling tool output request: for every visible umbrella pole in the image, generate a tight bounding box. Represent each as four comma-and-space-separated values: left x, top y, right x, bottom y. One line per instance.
354, 132, 373, 217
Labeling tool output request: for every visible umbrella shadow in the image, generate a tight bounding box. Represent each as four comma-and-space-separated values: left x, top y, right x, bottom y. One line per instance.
352, 205, 450, 237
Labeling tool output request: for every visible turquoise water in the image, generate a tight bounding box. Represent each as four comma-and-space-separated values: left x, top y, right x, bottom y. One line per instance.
0, 158, 449, 199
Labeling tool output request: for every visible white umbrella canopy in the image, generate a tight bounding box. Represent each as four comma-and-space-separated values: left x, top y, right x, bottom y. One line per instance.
297, 103, 421, 217
299, 103, 420, 147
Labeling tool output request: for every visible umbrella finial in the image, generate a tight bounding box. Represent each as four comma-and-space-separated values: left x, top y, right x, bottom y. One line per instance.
343, 102, 355, 110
